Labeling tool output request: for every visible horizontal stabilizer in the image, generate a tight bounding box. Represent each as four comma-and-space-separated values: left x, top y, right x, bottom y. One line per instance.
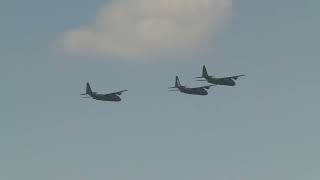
195, 76, 212, 79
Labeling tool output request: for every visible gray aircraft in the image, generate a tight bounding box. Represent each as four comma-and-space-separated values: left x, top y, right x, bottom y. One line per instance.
80, 82, 128, 102
196, 65, 245, 86
169, 76, 214, 96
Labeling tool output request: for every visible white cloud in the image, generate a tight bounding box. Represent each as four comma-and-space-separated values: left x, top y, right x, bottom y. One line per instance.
61, 0, 232, 61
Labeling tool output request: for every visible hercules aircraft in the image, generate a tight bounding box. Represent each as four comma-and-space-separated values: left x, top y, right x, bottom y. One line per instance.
196, 65, 245, 86
80, 82, 128, 102
169, 76, 214, 96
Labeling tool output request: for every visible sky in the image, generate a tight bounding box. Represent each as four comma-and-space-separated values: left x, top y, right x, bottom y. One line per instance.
1, 0, 320, 180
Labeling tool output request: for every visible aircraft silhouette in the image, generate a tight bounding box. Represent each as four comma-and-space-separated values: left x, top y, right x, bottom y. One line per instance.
196, 65, 245, 86
169, 76, 214, 96
80, 82, 128, 102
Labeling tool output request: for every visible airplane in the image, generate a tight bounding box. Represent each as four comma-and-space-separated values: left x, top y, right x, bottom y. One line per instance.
169, 76, 214, 96
196, 65, 245, 86
80, 82, 128, 102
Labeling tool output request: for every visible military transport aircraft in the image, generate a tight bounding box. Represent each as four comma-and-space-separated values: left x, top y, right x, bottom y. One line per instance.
196, 65, 245, 86
80, 82, 128, 102
169, 76, 214, 96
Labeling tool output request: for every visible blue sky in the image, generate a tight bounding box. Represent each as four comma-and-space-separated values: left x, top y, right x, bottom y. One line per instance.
1, 0, 320, 180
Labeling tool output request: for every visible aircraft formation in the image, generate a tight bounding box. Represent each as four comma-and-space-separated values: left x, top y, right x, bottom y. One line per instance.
81, 65, 245, 102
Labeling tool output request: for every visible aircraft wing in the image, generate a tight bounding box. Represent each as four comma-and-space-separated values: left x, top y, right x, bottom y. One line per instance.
224, 74, 245, 80
106, 90, 128, 96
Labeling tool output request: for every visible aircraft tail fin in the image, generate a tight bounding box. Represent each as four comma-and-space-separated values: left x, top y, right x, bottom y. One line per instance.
169, 76, 181, 89
175, 76, 181, 87
86, 82, 93, 95
196, 65, 210, 78
202, 65, 209, 78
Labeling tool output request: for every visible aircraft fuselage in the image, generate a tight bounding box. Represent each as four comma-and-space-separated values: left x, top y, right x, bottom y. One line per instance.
206, 77, 236, 86
178, 87, 208, 95
91, 93, 121, 101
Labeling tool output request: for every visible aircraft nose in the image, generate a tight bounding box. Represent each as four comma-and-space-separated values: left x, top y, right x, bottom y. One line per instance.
228, 81, 236, 86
